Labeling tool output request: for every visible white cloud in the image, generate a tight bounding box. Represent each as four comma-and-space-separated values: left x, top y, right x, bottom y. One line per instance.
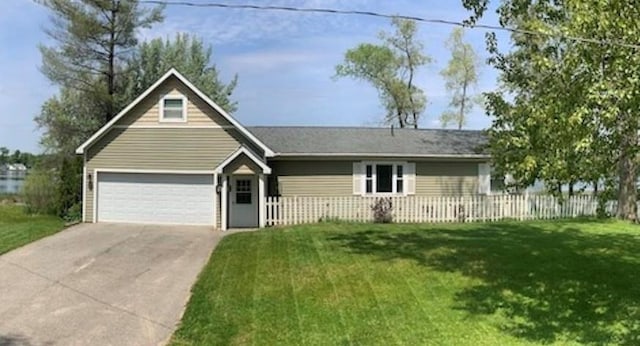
225, 50, 328, 71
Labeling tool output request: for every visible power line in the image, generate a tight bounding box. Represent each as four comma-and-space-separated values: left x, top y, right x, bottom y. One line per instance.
139, 0, 640, 50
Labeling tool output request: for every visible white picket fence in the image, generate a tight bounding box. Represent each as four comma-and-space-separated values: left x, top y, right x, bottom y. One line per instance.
265, 195, 616, 226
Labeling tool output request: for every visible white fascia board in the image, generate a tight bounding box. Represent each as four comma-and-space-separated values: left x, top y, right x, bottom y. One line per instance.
272, 152, 491, 159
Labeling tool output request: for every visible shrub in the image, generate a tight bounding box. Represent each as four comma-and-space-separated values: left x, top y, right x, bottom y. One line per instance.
56, 156, 82, 217
63, 202, 82, 222
22, 168, 58, 215
0, 193, 21, 205
456, 203, 467, 222
319, 216, 342, 223
371, 197, 393, 223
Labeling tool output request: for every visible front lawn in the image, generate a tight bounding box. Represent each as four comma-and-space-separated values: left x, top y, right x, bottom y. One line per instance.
172, 220, 640, 345
0, 204, 65, 255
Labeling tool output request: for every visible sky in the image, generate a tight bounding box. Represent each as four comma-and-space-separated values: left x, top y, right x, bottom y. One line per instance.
0, 0, 507, 153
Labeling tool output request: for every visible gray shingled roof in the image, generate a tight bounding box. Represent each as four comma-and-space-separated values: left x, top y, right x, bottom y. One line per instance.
247, 126, 488, 157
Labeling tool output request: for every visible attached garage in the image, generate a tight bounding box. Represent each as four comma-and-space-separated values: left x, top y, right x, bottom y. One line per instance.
96, 172, 215, 225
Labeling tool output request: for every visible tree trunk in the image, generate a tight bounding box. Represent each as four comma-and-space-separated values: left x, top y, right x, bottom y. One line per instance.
617, 153, 637, 221
568, 182, 574, 197
459, 80, 467, 130
404, 35, 419, 129
397, 109, 405, 128
616, 117, 638, 221
106, 0, 119, 123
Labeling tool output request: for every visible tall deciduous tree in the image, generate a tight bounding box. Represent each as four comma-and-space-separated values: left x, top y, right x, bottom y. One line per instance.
38, 0, 164, 123
35, 88, 103, 155
564, 0, 640, 220
335, 18, 430, 128
461, 0, 640, 220
122, 33, 238, 112
440, 28, 481, 130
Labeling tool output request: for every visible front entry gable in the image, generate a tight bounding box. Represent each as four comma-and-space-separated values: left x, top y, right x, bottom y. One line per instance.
215, 146, 272, 175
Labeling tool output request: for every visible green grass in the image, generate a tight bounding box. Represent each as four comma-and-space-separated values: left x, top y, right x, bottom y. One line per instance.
0, 204, 65, 255
172, 220, 640, 345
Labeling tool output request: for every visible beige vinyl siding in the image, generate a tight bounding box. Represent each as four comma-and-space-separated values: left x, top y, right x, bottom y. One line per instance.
223, 155, 262, 174
85, 127, 246, 222
270, 160, 480, 198
270, 160, 352, 196
415, 161, 478, 196
118, 76, 234, 127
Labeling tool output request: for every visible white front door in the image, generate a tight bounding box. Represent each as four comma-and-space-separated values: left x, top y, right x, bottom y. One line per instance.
229, 175, 258, 228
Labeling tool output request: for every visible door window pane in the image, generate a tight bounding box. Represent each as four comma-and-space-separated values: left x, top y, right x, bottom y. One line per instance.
236, 179, 252, 204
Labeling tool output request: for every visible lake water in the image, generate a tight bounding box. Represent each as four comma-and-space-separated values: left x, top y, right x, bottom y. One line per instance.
0, 178, 24, 194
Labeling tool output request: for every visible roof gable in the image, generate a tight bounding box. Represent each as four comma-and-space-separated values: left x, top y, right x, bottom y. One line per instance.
214, 146, 272, 174
75, 69, 274, 156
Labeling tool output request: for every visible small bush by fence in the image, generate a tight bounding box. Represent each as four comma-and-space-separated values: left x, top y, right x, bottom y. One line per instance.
265, 195, 617, 226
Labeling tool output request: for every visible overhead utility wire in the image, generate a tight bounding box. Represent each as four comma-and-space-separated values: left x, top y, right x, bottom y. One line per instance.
139, 0, 640, 50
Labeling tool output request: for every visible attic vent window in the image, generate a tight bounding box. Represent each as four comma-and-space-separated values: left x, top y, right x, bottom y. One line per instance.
160, 95, 187, 122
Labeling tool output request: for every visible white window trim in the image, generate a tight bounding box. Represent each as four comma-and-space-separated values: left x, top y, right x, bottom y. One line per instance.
361, 161, 408, 196
159, 94, 187, 123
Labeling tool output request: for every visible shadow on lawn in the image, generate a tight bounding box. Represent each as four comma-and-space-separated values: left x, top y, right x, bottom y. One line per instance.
328, 221, 640, 345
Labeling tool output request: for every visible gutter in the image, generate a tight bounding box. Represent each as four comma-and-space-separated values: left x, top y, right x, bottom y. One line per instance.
271, 152, 491, 159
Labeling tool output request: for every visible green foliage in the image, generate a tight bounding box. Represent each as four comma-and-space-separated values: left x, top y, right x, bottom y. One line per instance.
0, 147, 8, 165
36, 0, 164, 158
21, 156, 82, 219
440, 28, 481, 129
318, 216, 343, 223
336, 18, 430, 128
56, 156, 83, 218
123, 33, 238, 113
38, 0, 164, 122
563, 1, 640, 220
35, 88, 102, 155
22, 168, 58, 215
480, 1, 589, 195
63, 202, 82, 222
0, 148, 38, 167
462, 0, 640, 219
35, 0, 165, 218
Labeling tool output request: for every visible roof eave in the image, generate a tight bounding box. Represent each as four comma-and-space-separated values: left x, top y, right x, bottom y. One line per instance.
270, 152, 491, 159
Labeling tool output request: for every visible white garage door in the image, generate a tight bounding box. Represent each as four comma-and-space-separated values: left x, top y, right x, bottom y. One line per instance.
97, 173, 214, 225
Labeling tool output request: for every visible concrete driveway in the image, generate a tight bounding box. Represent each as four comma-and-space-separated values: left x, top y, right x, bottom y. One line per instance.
0, 223, 220, 346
